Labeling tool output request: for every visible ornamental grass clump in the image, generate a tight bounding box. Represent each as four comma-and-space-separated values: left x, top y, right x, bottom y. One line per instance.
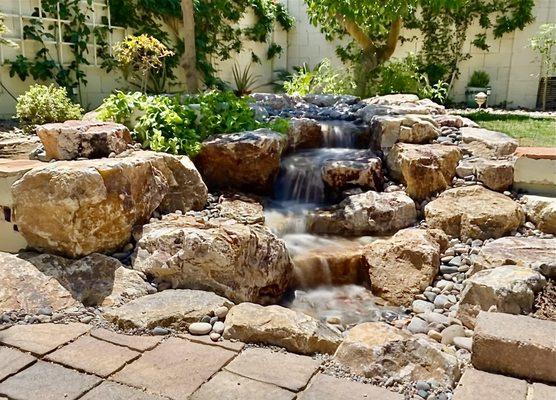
16, 84, 83, 133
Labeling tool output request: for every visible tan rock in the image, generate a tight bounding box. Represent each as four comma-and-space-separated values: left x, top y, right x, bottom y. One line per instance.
452, 369, 528, 400
334, 322, 460, 387
472, 312, 556, 383
457, 266, 546, 328
456, 157, 514, 191
521, 194, 556, 234
321, 150, 383, 193
363, 228, 448, 306
195, 129, 287, 194
387, 143, 461, 200
216, 196, 265, 224
103, 289, 233, 330
0, 133, 41, 160
370, 115, 440, 151
424, 186, 524, 240
434, 115, 465, 128
133, 214, 292, 304
460, 127, 518, 157
223, 302, 343, 355
36, 120, 132, 160
287, 118, 323, 149
307, 190, 416, 236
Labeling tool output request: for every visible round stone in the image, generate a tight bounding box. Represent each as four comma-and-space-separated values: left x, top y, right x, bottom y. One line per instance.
407, 317, 429, 334
212, 321, 225, 334
189, 322, 212, 335
453, 336, 473, 351
214, 306, 229, 319
440, 324, 466, 345
152, 326, 169, 336
412, 300, 434, 314
209, 332, 221, 342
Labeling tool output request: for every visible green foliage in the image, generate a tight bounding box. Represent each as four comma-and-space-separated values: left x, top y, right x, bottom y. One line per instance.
114, 34, 175, 93
468, 70, 490, 88
108, 0, 294, 87
367, 56, 422, 96
0, 14, 17, 47
97, 90, 288, 156
283, 59, 356, 96
16, 84, 83, 133
232, 63, 263, 96
419, 78, 450, 105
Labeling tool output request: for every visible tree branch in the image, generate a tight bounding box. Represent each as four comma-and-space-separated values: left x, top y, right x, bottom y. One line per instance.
335, 13, 374, 50
378, 17, 402, 62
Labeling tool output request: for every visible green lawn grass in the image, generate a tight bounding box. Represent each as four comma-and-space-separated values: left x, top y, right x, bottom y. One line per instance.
461, 111, 556, 148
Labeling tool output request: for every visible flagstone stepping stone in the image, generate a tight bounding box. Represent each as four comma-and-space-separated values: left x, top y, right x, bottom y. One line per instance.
80, 381, 169, 400
90, 328, 161, 352
0, 347, 36, 381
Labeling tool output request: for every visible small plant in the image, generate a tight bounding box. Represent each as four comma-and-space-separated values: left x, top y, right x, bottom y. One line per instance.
369, 56, 423, 96
16, 84, 83, 133
530, 24, 556, 111
284, 59, 356, 96
468, 70, 490, 88
0, 14, 16, 47
419, 76, 450, 105
113, 34, 174, 93
232, 63, 264, 96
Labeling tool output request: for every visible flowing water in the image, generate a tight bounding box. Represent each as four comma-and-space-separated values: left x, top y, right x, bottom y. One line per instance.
264, 120, 403, 325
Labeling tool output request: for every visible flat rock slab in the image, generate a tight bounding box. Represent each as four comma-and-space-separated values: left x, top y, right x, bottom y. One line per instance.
103, 289, 233, 330
0, 360, 101, 400
45, 336, 139, 377
460, 127, 518, 157
298, 373, 404, 400
472, 312, 556, 382
453, 369, 528, 400
80, 381, 168, 400
0, 323, 91, 355
191, 370, 295, 400
111, 337, 236, 400
0, 347, 36, 381
90, 328, 162, 352
178, 333, 245, 352
530, 382, 556, 400
224, 347, 321, 391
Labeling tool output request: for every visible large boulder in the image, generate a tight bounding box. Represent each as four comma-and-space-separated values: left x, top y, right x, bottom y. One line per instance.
363, 228, 448, 306
36, 120, 132, 161
334, 322, 460, 387
223, 303, 342, 355
460, 127, 518, 157
387, 143, 462, 200
287, 118, 323, 150
457, 266, 546, 328
471, 237, 556, 279
0, 252, 150, 313
215, 196, 265, 224
521, 195, 556, 234
370, 114, 440, 151
103, 289, 233, 330
424, 186, 524, 240
321, 150, 384, 193
195, 129, 287, 194
132, 214, 292, 304
456, 157, 514, 192
11, 151, 206, 257
307, 191, 417, 236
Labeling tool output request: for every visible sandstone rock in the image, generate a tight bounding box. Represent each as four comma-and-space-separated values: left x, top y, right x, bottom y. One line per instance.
104, 289, 233, 330
363, 228, 448, 306
0, 252, 149, 313
216, 197, 265, 224
362, 94, 446, 115
307, 190, 416, 236
133, 214, 292, 304
472, 237, 556, 278
251, 93, 296, 110
287, 118, 323, 150
0, 133, 41, 160
457, 266, 546, 328
370, 115, 440, 151
36, 120, 132, 161
195, 129, 287, 194
334, 322, 460, 387
321, 150, 383, 193
223, 303, 342, 355
456, 157, 514, 191
12, 151, 205, 258
387, 143, 461, 200
521, 195, 556, 234
460, 127, 518, 157
424, 186, 524, 240
433, 115, 465, 128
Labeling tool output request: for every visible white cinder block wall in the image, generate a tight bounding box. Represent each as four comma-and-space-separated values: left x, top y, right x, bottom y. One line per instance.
0, 0, 554, 117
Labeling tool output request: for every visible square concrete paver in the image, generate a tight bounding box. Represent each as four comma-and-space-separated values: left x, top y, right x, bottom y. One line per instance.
224, 347, 321, 392
179, 333, 245, 352
91, 328, 162, 352
453, 369, 528, 400
0, 323, 91, 355
45, 336, 139, 377
530, 383, 556, 400
80, 381, 169, 400
298, 373, 404, 400
0, 360, 101, 400
111, 337, 236, 400
0, 347, 36, 381
190, 370, 295, 400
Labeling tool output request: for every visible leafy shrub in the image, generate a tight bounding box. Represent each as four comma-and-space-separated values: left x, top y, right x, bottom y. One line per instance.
284, 59, 356, 96
364, 56, 423, 97
16, 84, 83, 133
468, 70, 490, 87
97, 90, 288, 156
419, 77, 450, 105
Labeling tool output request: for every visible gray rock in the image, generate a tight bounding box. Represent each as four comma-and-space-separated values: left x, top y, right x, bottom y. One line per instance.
440, 325, 466, 345
413, 300, 435, 314
408, 317, 430, 334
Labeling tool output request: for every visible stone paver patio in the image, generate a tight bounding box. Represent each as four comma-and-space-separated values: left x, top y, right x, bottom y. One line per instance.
0, 322, 404, 400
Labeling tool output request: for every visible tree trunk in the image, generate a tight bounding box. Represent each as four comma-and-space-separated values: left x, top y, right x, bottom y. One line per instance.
181, 0, 198, 93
